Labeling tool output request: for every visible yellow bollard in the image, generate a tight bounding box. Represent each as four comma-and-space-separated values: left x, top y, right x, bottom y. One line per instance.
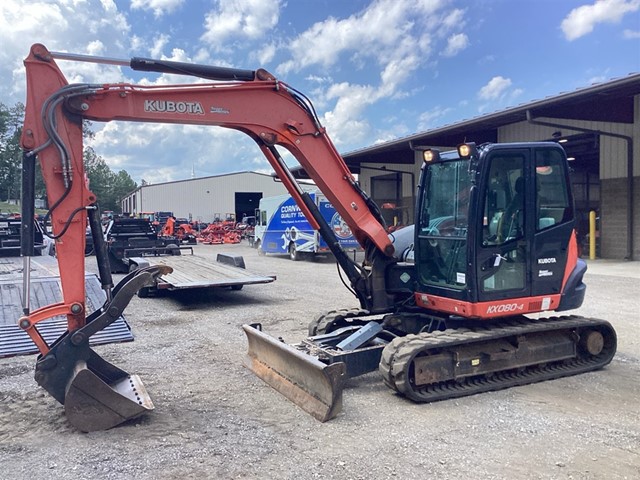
589, 210, 597, 260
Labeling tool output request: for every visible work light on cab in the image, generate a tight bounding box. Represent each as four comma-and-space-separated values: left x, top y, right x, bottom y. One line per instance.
457, 142, 477, 158
422, 149, 440, 163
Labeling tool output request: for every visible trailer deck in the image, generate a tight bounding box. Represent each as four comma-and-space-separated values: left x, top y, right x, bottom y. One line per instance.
0, 256, 133, 358
126, 250, 275, 295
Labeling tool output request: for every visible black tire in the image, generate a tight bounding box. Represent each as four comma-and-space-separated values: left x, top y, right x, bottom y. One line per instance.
230, 284, 244, 291
108, 252, 128, 273
308, 309, 349, 336
166, 243, 181, 255
137, 286, 152, 298
289, 242, 300, 261
308, 308, 369, 336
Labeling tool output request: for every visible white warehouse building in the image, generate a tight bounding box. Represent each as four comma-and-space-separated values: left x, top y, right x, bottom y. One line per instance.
121, 171, 298, 223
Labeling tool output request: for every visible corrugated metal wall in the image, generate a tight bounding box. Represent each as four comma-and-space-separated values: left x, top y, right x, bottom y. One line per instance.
123, 172, 292, 223
499, 118, 636, 180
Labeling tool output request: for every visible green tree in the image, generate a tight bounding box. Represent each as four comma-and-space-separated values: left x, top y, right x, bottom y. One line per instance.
84, 147, 137, 213
0, 102, 24, 202
112, 169, 137, 212
0, 102, 137, 214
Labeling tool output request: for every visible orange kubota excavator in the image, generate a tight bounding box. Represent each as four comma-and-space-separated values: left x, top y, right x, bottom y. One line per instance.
19, 44, 616, 431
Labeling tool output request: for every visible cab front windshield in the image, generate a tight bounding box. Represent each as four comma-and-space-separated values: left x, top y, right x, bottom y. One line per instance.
417, 159, 471, 289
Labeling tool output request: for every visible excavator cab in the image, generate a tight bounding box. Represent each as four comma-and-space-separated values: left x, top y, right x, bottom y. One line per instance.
415, 142, 584, 317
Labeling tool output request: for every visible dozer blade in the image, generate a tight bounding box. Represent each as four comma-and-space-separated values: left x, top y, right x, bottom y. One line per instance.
34, 266, 166, 431
243, 324, 346, 422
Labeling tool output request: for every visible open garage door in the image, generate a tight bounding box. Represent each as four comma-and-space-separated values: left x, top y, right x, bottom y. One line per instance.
235, 192, 263, 221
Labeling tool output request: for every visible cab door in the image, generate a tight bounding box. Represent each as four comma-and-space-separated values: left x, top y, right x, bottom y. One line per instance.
530, 147, 575, 297
475, 147, 532, 302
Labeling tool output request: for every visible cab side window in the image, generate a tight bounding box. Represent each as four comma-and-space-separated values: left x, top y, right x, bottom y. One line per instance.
482, 154, 525, 245
480, 153, 526, 293
536, 150, 572, 231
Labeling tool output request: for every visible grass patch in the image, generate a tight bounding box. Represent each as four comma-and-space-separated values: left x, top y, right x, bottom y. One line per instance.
0, 201, 48, 216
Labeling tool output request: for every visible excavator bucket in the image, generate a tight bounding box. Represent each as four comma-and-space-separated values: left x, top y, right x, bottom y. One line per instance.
34, 330, 154, 432
33, 266, 169, 432
243, 324, 346, 422
64, 350, 154, 432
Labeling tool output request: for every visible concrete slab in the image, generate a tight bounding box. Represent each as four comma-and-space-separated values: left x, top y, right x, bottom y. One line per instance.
584, 259, 640, 279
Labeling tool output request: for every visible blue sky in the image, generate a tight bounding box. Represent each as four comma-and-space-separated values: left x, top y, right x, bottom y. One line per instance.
1, 0, 639, 185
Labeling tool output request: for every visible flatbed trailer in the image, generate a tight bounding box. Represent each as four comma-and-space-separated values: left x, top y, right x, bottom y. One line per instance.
124, 249, 276, 297
0, 256, 133, 358
104, 218, 275, 295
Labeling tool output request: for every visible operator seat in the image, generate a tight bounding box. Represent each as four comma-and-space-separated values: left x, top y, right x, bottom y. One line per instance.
498, 177, 524, 242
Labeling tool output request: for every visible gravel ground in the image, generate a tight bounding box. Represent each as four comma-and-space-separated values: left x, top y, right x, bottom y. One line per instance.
1, 243, 639, 479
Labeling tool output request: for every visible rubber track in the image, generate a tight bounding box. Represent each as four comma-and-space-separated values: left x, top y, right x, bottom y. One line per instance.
379, 315, 616, 403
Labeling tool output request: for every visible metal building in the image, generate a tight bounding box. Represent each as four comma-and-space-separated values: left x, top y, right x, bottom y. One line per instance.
121, 171, 296, 223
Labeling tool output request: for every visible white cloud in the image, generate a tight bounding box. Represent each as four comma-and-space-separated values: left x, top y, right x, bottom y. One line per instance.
478, 76, 512, 100
478, 54, 496, 66
200, 0, 282, 47
1, 0, 473, 177
561, 0, 640, 41
90, 121, 264, 183
476, 76, 524, 114
275, 0, 465, 148
150, 33, 171, 58
510, 88, 524, 99
372, 133, 401, 146
584, 67, 613, 84
418, 106, 453, 130
276, 0, 447, 75
442, 33, 469, 57
623, 28, 640, 38
305, 75, 333, 84
130, 0, 185, 17
322, 82, 376, 145
253, 43, 277, 65
0, 0, 131, 103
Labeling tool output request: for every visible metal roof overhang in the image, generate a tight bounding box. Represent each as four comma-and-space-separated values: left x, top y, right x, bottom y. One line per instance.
338, 73, 640, 173
286, 73, 640, 179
